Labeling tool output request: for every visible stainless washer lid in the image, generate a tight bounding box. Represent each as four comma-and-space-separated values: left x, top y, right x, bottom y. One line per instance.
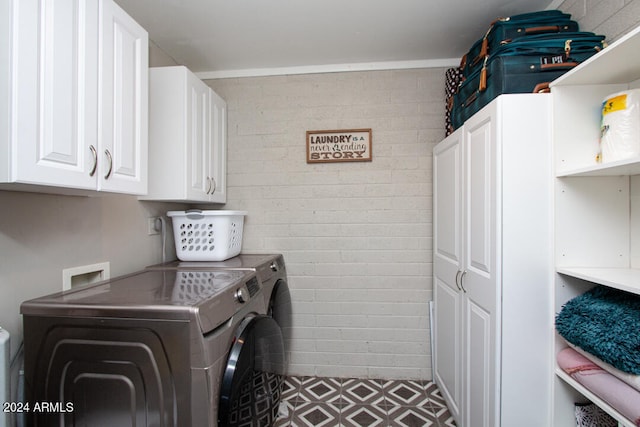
20, 269, 261, 333
147, 254, 281, 270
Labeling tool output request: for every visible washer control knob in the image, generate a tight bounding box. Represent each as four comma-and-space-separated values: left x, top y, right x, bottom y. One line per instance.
270, 262, 278, 272
235, 288, 249, 303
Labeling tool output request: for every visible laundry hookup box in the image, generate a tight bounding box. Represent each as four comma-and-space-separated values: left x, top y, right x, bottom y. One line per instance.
167, 210, 247, 261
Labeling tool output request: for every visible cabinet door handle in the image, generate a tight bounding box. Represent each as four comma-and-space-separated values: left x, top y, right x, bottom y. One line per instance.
205, 177, 212, 194
89, 145, 98, 177
210, 177, 216, 194
460, 270, 468, 293
104, 149, 113, 179
455, 270, 462, 291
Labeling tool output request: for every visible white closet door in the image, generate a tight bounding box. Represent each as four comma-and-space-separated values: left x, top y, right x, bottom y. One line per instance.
433, 128, 463, 424
462, 107, 498, 427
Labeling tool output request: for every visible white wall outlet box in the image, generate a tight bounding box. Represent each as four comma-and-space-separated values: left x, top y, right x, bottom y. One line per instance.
147, 217, 162, 235
62, 262, 111, 291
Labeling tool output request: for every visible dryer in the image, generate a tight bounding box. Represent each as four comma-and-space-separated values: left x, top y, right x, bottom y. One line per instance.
147, 254, 292, 370
20, 268, 285, 427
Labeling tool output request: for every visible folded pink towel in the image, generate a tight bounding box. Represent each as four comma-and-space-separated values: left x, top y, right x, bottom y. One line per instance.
567, 341, 640, 393
557, 347, 640, 426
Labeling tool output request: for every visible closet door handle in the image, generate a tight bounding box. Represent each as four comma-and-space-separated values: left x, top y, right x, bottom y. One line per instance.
455, 270, 462, 291
460, 270, 468, 293
89, 145, 98, 177
104, 149, 113, 179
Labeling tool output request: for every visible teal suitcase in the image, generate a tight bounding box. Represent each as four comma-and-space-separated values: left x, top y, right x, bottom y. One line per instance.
452, 32, 606, 129
461, 10, 579, 78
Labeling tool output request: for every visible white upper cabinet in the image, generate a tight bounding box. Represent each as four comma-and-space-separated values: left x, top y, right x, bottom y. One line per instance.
142, 66, 227, 204
0, 0, 148, 195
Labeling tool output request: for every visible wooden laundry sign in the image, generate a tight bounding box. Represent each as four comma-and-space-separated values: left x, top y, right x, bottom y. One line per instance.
306, 129, 372, 163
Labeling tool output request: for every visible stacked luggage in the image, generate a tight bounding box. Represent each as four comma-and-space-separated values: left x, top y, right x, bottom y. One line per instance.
445, 10, 607, 135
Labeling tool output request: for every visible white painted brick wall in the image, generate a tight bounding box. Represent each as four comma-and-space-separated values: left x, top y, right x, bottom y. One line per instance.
206, 69, 444, 380
202, 0, 640, 383
558, 0, 640, 41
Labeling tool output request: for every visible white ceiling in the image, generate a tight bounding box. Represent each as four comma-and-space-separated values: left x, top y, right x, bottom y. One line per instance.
115, 0, 559, 78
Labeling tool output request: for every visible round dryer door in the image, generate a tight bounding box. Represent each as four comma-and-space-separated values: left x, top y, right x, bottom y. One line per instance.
268, 279, 292, 363
218, 315, 285, 427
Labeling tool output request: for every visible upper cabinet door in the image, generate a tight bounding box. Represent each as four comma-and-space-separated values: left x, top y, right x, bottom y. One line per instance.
10, 0, 99, 189
98, 0, 148, 195
186, 74, 211, 201
208, 89, 227, 204
188, 80, 227, 203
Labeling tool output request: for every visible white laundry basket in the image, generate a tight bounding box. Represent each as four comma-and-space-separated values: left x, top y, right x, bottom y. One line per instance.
167, 210, 247, 261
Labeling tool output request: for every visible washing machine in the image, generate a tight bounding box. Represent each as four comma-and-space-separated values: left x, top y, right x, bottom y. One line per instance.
20, 268, 285, 427
147, 254, 292, 370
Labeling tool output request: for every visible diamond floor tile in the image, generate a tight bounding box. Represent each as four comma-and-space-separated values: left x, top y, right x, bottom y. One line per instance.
341, 404, 388, 427
341, 378, 385, 406
382, 379, 430, 407
274, 376, 456, 427
292, 402, 341, 427
387, 405, 439, 427
297, 377, 342, 404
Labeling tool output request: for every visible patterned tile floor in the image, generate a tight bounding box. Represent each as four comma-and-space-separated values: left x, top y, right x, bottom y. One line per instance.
275, 376, 456, 427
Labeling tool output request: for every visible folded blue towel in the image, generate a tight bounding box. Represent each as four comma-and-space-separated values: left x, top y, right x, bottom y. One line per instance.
555, 285, 640, 375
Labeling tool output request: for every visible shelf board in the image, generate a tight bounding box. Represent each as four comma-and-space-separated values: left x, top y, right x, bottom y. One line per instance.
555, 368, 636, 427
557, 157, 640, 177
551, 24, 640, 87
557, 267, 640, 295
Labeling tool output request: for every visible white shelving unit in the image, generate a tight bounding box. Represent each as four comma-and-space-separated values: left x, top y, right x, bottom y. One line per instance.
555, 369, 637, 427
551, 24, 640, 426
557, 268, 640, 295
557, 157, 640, 177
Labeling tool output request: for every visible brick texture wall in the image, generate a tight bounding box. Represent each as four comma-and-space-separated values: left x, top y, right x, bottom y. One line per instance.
204, 0, 640, 381
557, 0, 640, 40
206, 69, 445, 380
